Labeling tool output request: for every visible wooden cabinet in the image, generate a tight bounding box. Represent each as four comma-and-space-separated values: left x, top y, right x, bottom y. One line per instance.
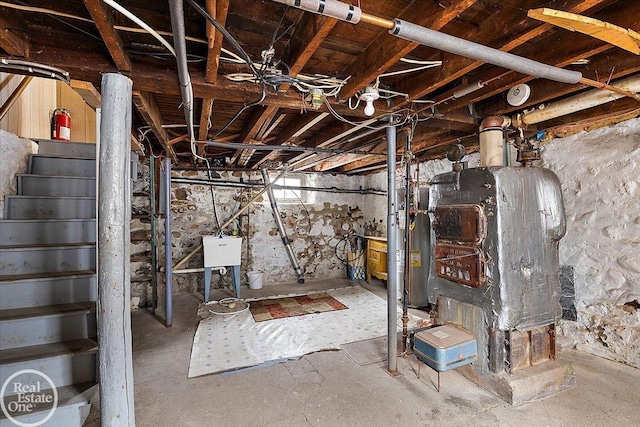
365, 236, 387, 281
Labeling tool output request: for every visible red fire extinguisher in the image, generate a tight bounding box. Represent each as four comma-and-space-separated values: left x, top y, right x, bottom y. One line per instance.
51, 108, 71, 141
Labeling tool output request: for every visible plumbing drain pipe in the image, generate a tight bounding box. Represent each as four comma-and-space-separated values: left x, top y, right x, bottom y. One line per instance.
479, 116, 511, 167
513, 74, 640, 127
260, 168, 305, 284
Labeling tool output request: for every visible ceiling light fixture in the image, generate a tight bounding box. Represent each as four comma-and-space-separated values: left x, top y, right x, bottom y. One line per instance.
359, 86, 380, 116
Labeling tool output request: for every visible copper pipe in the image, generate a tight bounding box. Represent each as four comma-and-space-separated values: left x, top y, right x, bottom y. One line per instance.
360, 12, 395, 29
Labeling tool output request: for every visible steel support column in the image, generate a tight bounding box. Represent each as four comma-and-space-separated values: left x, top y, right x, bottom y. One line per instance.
386, 119, 399, 374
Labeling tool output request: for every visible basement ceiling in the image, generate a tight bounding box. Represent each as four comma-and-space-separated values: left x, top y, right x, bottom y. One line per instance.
1, 0, 639, 173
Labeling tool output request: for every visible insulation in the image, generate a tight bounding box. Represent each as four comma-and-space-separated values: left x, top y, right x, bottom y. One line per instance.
273, 0, 361, 23
390, 19, 582, 84
427, 167, 566, 331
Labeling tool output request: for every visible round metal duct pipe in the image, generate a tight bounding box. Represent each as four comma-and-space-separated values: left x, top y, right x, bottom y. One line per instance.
479, 116, 511, 167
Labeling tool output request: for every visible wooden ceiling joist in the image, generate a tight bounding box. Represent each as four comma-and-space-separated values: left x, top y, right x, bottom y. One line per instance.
338, 0, 478, 100
198, 97, 214, 141
0, 7, 27, 56
83, 0, 131, 71
132, 90, 177, 162
234, 106, 279, 166
427, 1, 640, 118
395, 0, 611, 107
204, 0, 230, 83
477, 53, 640, 117
251, 112, 330, 167
281, 13, 338, 92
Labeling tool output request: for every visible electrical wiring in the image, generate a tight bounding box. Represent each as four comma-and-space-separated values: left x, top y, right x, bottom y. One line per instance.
104, 0, 176, 56
186, 0, 260, 77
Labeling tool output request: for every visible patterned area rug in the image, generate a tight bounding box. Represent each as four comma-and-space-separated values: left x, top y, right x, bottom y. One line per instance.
250, 292, 348, 322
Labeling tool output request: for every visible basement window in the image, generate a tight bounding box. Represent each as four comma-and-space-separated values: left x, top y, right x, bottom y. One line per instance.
272, 175, 307, 204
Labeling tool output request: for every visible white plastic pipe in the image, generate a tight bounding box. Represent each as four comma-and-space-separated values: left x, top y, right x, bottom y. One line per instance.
516, 74, 640, 126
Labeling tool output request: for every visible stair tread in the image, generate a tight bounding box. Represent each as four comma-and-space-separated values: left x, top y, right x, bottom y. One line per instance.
5, 195, 95, 200
0, 302, 95, 321
16, 174, 96, 180
0, 338, 98, 365
0, 242, 95, 250
0, 218, 95, 223
29, 153, 96, 161
0, 270, 96, 283
0, 382, 97, 419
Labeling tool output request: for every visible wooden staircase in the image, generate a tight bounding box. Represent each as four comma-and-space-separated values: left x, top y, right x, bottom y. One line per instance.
0, 139, 98, 426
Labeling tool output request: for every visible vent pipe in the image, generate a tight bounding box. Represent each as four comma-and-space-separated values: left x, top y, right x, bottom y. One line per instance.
479, 116, 511, 167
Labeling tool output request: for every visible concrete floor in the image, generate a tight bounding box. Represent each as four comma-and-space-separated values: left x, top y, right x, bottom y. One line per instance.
87, 280, 639, 426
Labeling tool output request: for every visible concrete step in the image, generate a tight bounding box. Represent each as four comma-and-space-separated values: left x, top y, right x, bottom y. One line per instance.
28, 154, 96, 177
0, 339, 98, 392
17, 174, 96, 197
0, 271, 96, 310
0, 219, 96, 246
0, 302, 96, 351
0, 382, 96, 426
4, 196, 96, 219
35, 139, 96, 159
0, 244, 95, 276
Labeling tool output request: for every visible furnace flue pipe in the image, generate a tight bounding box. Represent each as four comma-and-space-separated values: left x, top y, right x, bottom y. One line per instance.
98, 73, 136, 427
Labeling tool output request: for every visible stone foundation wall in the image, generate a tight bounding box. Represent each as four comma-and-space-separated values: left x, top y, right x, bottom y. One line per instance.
130, 167, 371, 307
0, 130, 37, 219
542, 118, 640, 368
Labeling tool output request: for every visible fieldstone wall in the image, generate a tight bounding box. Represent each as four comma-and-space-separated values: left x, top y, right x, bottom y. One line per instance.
0, 130, 37, 219
542, 118, 640, 368
130, 166, 371, 307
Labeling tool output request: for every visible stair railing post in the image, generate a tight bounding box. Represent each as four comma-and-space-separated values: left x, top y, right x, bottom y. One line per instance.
98, 73, 136, 426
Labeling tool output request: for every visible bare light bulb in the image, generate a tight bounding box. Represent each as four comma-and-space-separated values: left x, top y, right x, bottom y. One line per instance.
364, 100, 375, 116
359, 86, 380, 117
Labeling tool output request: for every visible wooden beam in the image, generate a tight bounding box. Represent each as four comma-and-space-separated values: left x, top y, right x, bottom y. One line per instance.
252, 112, 330, 167
528, 8, 640, 55
198, 97, 214, 141
0, 7, 27, 56
395, 0, 611, 107
432, 2, 640, 115
132, 91, 177, 162
476, 50, 640, 117
0, 75, 31, 121
83, 0, 131, 71
338, 0, 478, 100
70, 80, 101, 109
16, 41, 382, 118
281, 13, 338, 92
234, 106, 279, 166
205, 0, 230, 83
540, 103, 640, 140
